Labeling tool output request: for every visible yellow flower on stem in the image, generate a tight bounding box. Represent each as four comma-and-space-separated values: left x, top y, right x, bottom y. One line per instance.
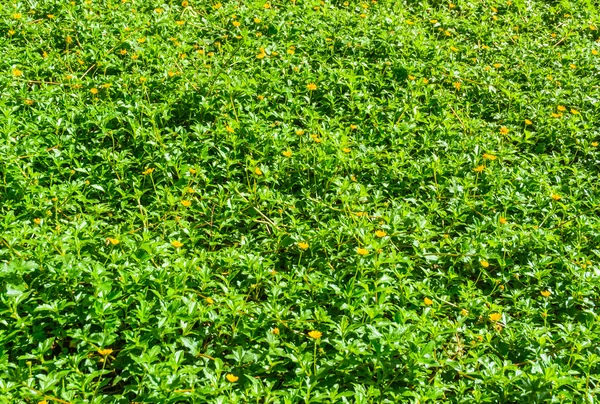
357, 247, 368, 256
499, 126, 509, 135
97, 348, 113, 356
499, 217, 507, 225
424, 297, 433, 306
271, 327, 280, 335
482, 153, 496, 160
541, 290, 551, 297
308, 330, 322, 339
254, 167, 263, 175
480, 260, 490, 268
525, 119, 532, 125
307, 83, 317, 91
171, 240, 183, 248
106, 238, 120, 245
226, 374, 239, 382
142, 168, 154, 175
282, 150, 292, 157
489, 313, 502, 321
375, 230, 387, 237
473, 165, 485, 173
551, 193, 561, 201
298, 242, 309, 250
181, 200, 192, 207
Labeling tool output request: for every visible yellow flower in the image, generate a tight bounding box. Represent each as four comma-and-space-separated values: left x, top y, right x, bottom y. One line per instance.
25, 99, 34, 105
342, 147, 351, 153
232, 21, 241, 27
298, 241, 309, 250
461, 308, 469, 316
450, 46, 458, 52
213, 3, 222, 9
357, 247, 369, 256
13, 13, 22, 19
408, 75, 416, 80
525, 119, 532, 125
307, 83, 317, 91
350, 124, 358, 130
570, 109, 579, 115
12, 68, 23, 77
226, 374, 239, 382
569, 64, 576, 69
254, 18, 261, 23
97, 348, 113, 356
592, 142, 599, 147
106, 238, 120, 245
499, 126, 509, 135
541, 290, 551, 297
205, 297, 214, 304
453, 82, 461, 90
482, 153, 496, 160
551, 193, 561, 201
480, 260, 490, 268
90, 88, 99, 95
38, 400, 48, 404
181, 200, 192, 207
171, 240, 183, 248
256, 51, 266, 59
354, 212, 367, 217
296, 129, 305, 135
424, 297, 433, 306
489, 313, 502, 321
282, 150, 292, 157
142, 168, 154, 175
176, 20, 185, 26
499, 217, 507, 225
557, 105, 566, 112
473, 165, 485, 173
422, 78, 429, 84
551, 112, 562, 118
375, 230, 387, 237
182, 0, 189, 7
34, 218, 41, 225
263, 2, 271, 8
593, 49, 599, 55
308, 330, 322, 339
254, 167, 263, 175
271, 327, 280, 335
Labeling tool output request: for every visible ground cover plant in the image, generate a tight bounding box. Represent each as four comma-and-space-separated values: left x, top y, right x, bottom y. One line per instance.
1, 0, 600, 402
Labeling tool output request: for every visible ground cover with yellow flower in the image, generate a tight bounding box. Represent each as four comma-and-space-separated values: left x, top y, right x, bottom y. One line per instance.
1, 0, 600, 402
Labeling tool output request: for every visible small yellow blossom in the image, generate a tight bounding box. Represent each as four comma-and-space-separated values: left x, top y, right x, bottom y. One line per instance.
232, 21, 241, 27
263, 2, 271, 8
551, 193, 561, 201
480, 260, 490, 268
12, 68, 23, 77
499, 126, 509, 135
493, 63, 502, 68
593, 49, 599, 55
34, 218, 41, 225
453, 82, 461, 90
295, 129, 305, 135
557, 105, 566, 112
357, 247, 369, 256
97, 348, 113, 356
489, 313, 502, 321
499, 217, 507, 225
254, 167, 263, 175
307, 83, 317, 91
171, 240, 183, 248
106, 238, 120, 245
343, 147, 351, 153
142, 168, 154, 175
592, 142, 598, 147
473, 165, 485, 173
282, 150, 292, 157
308, 330, 322, 339
375, 230, 387, 237
482, 153, 497, 160
570, 109, 579, 115
25, 99, 34, 105
205, 297, 214, 304
461, 309, 468, 316
213, 3, 222, 9
424, 297, 433, 306
569, 64, 576, 69
541, 290, 551, 297
182, 0, 189, 7
551, 112, 562, 118
226, 374, 239, 382
350, 124, 357, 130
298, 242, 309, 250
181, 200, 192, 207
525, 119, 532, 125
272, 327, 280, 335
90, 88, 99, 95
13, 13, 22, 19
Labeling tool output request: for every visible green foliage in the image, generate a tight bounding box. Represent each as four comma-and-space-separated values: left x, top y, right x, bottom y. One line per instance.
1, 0, 600, 402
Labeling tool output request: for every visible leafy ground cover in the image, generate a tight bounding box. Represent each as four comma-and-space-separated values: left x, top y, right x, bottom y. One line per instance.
1, 0, 600, 402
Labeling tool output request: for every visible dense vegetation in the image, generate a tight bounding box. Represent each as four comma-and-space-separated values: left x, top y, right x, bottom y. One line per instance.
1, 0, 600, 402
